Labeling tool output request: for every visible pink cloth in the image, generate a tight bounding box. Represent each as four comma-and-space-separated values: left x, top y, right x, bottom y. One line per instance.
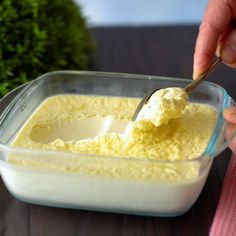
210, 154, 236, 236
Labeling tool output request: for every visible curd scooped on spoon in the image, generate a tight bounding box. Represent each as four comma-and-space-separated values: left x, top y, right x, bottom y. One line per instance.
136, 87, 188, 127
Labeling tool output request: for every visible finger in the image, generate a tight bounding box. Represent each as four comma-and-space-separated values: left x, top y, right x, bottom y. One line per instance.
216, 23, 235, 56
224, 107, 236, 123
193, 0, 233, 79
224, 107, 236, 154
220, 28, 236, 68
226, 122, 236, 154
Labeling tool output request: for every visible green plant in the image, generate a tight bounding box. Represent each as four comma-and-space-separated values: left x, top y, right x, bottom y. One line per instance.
0, 0, 94, 97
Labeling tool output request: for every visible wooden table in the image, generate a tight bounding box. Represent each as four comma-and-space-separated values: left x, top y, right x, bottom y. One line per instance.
0, 25, 235, 236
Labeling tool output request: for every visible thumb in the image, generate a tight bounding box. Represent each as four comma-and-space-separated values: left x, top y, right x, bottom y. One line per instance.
220, 29, 236, 68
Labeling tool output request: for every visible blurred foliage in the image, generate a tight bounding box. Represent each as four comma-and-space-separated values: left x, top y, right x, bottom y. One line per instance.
0, 0, 94, 97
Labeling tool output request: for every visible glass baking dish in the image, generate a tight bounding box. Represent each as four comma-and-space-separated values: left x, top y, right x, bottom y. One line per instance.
0, 71, 235, 217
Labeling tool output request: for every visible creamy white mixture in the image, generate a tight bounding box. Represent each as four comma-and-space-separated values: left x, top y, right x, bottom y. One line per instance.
136, 87, 188, 126
0, 87, 217, 215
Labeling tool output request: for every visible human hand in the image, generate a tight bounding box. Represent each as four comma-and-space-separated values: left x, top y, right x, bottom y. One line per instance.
193, 0, 236, 79
194, 0, 236, 154
224, 107, 236, 154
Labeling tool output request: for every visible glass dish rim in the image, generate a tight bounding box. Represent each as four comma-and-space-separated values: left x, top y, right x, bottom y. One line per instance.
0, 70, 234, 165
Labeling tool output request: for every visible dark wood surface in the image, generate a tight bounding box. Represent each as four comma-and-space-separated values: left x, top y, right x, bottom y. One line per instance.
0, 25, 236, 236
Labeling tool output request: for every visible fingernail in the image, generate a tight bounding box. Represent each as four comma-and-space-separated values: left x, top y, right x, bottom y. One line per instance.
192, 70, 201, 80
221, 45, 236, 63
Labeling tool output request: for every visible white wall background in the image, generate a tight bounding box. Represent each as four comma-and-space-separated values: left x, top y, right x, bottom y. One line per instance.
76, 0, 208, 26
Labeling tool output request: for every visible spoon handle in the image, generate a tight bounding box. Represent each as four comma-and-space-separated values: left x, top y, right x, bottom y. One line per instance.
185, 57, 222, 93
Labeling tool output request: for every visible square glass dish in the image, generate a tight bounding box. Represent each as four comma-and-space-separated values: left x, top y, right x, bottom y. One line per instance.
0, 71, 234, 217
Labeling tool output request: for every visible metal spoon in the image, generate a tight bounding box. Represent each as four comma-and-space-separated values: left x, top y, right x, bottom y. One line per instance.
132, 57, 222, 120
